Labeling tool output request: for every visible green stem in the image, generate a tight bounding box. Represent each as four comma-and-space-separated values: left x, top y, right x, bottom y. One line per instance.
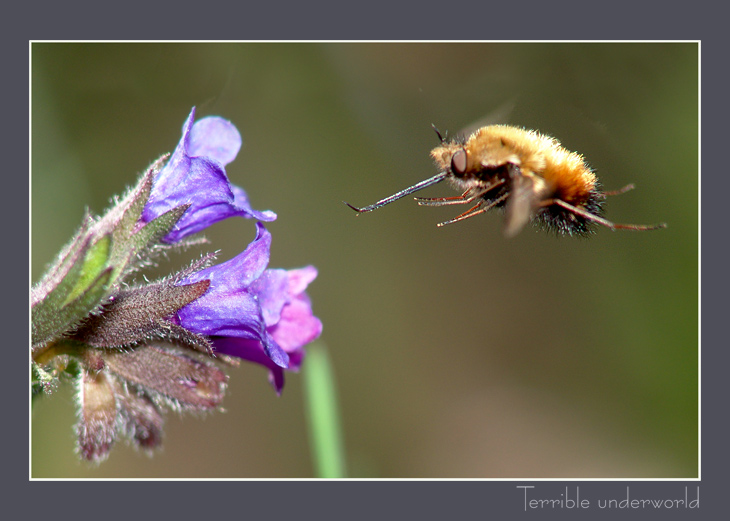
302, 342, 346, 478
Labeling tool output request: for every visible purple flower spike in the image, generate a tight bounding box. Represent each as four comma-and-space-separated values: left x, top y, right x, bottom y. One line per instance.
33, 106, 322, 462
176, 223, 290, 368
213, 265, 322, 394
142, 107, 276, 243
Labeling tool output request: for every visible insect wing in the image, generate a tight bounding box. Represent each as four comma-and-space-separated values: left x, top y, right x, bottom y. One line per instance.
503, 173, 541, 237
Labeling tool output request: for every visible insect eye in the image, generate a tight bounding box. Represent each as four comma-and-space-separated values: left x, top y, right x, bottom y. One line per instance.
451, 148, 467, 176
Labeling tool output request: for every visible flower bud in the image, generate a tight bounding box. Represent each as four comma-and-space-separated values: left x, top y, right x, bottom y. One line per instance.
76, 370, 117, 462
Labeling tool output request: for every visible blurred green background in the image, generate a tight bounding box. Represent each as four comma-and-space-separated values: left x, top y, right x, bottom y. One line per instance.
31, 42, 698, 478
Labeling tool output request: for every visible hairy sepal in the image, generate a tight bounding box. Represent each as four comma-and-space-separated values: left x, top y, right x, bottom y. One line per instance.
102, 343, 228, 411
32, 233, 114, 350
69, 279, 211, 350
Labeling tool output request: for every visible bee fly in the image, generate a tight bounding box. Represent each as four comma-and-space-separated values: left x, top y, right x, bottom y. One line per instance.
345, 125, 667, 237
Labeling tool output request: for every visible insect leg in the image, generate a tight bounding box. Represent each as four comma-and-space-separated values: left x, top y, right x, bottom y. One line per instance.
546, 199, 667, 231
436, 193, 509, 227
416, 179, 506, 206
599, 183, 636, 198
415, 190, 473, 206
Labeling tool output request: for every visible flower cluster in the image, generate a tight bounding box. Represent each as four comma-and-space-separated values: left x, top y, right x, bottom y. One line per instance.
31, 108, 321, 462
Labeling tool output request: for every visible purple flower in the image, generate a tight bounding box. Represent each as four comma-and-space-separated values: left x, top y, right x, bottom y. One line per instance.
175, 223, 322, 393
213, 266, 322, 394
142, 107, 276, 243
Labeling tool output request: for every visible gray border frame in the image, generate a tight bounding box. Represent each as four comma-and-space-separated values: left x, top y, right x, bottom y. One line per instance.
18, 1, 712, 519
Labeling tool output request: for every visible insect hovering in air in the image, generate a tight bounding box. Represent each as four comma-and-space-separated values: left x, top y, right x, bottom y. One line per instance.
345, 125, 667, 237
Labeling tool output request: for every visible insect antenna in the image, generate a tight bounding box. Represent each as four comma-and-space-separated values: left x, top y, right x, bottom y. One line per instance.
344, 172, 449, 214
431, 124, 447, 143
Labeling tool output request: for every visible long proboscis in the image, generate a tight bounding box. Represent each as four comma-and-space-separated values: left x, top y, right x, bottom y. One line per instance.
344, 172, 449, 214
